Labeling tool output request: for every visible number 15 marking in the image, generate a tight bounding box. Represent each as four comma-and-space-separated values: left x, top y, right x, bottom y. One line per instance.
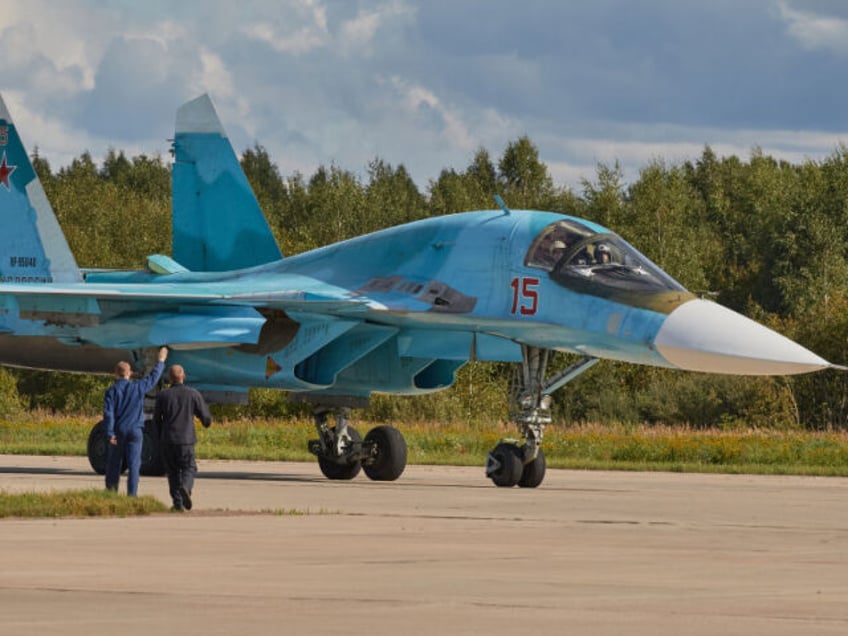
510, 277, 539, 315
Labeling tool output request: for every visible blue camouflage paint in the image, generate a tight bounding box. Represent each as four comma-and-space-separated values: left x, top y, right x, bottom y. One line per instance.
172, 95, 282, 272
0, 92, 697, 398
0, 107, 80, 286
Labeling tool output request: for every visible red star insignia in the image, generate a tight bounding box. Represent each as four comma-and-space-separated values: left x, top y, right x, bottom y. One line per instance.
0, 151, 16, 191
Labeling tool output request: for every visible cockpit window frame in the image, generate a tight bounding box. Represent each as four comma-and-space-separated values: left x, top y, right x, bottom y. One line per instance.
524, 219, 596, 272
525, 221, 687, 299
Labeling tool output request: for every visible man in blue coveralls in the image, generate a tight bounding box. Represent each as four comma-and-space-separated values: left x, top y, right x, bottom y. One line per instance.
103, 346, 168, 495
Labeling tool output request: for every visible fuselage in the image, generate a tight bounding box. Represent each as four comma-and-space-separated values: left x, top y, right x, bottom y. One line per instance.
0, 210, 829, 396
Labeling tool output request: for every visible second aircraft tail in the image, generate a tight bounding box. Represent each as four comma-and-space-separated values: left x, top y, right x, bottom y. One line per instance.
172, 94, 282, 272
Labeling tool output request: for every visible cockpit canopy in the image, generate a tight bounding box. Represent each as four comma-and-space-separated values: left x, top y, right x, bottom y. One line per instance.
525, 219, 687, 302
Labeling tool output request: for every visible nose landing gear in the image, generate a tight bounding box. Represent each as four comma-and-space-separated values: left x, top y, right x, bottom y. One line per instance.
486, 348, 598, 488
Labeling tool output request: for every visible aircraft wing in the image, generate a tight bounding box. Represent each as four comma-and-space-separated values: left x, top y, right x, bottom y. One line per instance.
0, 276, 376, 350
0, 279, 368, 310
0, 274, 543, 358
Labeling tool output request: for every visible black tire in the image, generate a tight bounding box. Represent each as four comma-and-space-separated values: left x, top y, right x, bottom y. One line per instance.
87, 420, 128, 475
489, 442, 523, 487
140, 419, 165, 476
87, 420, 109, 475
363, 426, 407, 481
518, 448, 546, 488
317, 426, 362, 480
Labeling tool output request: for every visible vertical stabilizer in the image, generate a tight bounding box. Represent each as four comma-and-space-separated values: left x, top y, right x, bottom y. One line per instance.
0, 94, 81, 283
172, 94, 283, 272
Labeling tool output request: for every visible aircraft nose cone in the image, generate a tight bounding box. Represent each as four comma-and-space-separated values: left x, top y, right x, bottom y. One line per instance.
654, 299, 829, 375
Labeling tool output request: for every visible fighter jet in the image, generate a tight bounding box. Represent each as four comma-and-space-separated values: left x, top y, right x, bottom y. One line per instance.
0, 94, 836, 487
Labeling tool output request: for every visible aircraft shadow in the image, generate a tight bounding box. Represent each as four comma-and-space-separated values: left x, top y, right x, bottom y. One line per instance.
0, 464, 628, 492
197, 469, 494, 488
0, 465, 324, 484
198, 469, 327, 484
0, 466, 94, 477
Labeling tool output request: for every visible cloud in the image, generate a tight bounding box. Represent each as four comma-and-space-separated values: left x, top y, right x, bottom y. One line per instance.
76, 34, 204, 140
2, 0, 847, 195
539, 121, 848, 189
386, 77, 476, 152
338, 0, 415, 55
3, 93, 128, 169
0, 1, 105, 90
0, 22, 87, 99
779, 1, 848, 54
242, 19, 328, 56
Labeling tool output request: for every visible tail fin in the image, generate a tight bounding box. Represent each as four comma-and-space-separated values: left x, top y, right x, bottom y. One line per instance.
0, 94, 81, 283
172, 94, 282, 272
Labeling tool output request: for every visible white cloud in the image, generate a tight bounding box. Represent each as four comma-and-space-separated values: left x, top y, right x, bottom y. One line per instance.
241, 1, 331, 55
339, 10, 381, 50
195, 49, 235, 99
778, 1, 848, 55
387, 77, 477, 153
539, 122, 848, 189
2, 0, 847, 196
242, 20, 328, 55
123, 20, 190, 51
0, 1, 122, 90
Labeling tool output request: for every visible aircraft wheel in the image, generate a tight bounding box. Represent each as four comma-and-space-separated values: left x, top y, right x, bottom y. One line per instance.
140, 419, 165, 476
87, 420, 126, 475
318, 426, 362, 480
518, 448, 546, 488
488, 442, 523, 487
363, 425, 407, 481
87, 421, 109, 475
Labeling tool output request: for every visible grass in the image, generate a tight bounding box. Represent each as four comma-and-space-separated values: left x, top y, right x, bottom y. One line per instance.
2, 413, 848, 476
2, 416, 848, 518
0, 488, 168, 518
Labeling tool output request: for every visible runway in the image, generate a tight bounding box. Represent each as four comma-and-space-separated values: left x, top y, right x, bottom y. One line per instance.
1, 454, 847, 635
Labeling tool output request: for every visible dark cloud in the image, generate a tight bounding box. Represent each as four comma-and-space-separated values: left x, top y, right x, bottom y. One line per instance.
77, 36, 200, 140
409, 0, 848, 131
8, 0, 848, 189
784, 0, 848, 19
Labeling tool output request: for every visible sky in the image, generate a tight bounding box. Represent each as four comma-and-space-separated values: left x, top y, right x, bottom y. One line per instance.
1, 0, 847, 192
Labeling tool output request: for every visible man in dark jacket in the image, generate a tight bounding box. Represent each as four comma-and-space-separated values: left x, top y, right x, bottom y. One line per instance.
103, 346, 168, 496
153, 364, 212, 511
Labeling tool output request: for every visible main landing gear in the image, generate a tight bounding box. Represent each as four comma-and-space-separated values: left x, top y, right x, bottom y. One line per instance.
308, 407, 408, 482
485, 348, 598, 488
86, 416, 165, 476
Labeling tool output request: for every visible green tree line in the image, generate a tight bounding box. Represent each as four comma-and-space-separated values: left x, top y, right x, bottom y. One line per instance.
4, 139, 848, 430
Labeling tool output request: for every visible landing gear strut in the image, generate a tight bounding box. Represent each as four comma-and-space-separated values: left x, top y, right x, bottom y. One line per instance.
486, 348, 598, 488
308, 407, 408, 482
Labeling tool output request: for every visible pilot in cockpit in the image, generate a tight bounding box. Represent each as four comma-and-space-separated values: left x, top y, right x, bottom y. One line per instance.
595, 243, 612, 265
547, 240, 567, 266
527, 220, 688, 301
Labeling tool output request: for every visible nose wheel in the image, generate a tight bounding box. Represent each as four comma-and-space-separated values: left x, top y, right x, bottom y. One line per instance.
518, 448, 546, 488
486, 349, 597, 488
486, 442, 524, 487
485, 443, 548, 488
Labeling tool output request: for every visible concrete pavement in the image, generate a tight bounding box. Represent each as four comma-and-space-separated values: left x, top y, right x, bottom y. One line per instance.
1, 455, 847, 635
